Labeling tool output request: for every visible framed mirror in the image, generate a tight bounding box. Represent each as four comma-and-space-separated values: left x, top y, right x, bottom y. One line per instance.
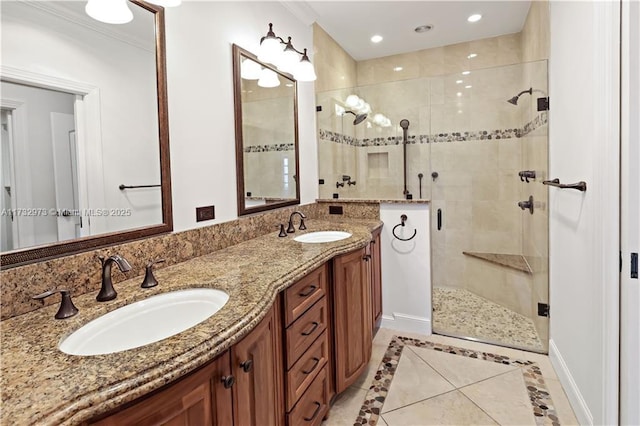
232, 44, 300, 216
0, 0, 172, 268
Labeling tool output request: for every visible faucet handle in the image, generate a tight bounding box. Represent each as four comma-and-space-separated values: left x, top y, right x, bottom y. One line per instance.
278, 224, 287, 237
33, 289, 79, 319
141, 259, 165, 289
299, 218, 307, 230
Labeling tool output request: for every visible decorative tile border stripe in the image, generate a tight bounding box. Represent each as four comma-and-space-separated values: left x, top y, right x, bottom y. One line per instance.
243, 143, 294, 153
355, 335, 560, 426
320, 112, 548, 147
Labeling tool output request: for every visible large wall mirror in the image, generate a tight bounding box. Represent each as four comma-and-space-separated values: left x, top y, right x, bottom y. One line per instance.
0, 0, 172, 268
233, 44, 300, 216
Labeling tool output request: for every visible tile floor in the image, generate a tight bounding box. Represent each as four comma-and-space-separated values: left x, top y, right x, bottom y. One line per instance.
322, 328, 578, 426
432, 287, 544, 352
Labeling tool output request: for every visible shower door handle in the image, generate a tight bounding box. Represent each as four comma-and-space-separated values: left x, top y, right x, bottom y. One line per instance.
437, 209, 442, 230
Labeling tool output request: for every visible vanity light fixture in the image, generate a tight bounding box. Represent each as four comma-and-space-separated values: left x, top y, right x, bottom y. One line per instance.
258, 23, 317, 82
85, 0, 133, 24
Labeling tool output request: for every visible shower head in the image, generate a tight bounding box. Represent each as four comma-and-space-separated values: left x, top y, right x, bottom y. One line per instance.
344, 110, 367, 125
507, 88, 533, 105
399, 119, 410, 129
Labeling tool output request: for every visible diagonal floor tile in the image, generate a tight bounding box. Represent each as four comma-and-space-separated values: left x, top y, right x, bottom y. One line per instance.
382, 346, 454, 413
322, 385, 368, 426
383, 390, 498, 425
409, 345, 518, 388
460, 369, 536, 426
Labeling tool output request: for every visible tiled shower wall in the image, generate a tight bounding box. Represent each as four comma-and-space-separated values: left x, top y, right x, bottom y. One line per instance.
314, 0, 550, 350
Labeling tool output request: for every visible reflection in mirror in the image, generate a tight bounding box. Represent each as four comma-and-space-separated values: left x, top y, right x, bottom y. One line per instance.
233, 44, 300, 215
0, 0, 172, 267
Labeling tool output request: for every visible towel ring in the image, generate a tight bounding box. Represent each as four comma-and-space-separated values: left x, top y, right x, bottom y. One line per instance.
392, 214, 417, 241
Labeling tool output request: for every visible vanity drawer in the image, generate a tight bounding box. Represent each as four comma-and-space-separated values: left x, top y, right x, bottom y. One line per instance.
286, 331, 329, 411
284, 264, 327, 327
286, 366, 329, 426
285, 297, 327, 369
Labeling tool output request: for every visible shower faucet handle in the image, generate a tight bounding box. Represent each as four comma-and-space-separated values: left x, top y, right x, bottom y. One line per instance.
518, 170, 536, 183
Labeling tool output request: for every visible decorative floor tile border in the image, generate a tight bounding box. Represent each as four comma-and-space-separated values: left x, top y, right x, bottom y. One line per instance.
354, 335, 560, 426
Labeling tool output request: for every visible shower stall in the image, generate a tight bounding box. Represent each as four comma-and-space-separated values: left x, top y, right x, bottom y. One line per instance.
316, 60, 549, 353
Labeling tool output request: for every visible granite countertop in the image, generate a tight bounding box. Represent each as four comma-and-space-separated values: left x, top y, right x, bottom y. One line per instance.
0, 219, 382, 426
316, 198, 430, 204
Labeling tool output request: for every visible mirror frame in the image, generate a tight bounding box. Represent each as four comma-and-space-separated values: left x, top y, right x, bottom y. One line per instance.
232, 44, 300, 216
0, 0, 173, 268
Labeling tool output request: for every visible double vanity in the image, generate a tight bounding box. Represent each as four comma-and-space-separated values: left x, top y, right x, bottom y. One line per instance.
0, 219, 382, 425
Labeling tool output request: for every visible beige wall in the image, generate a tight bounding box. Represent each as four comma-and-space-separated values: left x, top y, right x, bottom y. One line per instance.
357, 33, 522, 86
313, 23, 357, 92
521, 0, 550, 63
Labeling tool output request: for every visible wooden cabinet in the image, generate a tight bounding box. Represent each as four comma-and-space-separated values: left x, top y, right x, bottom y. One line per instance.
282, 265, 331, 424
332, 248, 372, 394
93, 352, 233, 426
232, 303, 284, 426
93, 304, 283, 426
370, 229, 383, 333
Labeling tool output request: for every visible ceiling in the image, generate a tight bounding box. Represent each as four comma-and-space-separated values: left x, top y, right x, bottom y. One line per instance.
299, 1, 532, 61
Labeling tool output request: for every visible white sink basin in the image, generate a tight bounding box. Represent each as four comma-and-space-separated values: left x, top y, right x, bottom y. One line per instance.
294, 231, 352, 243
59, 288, 229, 356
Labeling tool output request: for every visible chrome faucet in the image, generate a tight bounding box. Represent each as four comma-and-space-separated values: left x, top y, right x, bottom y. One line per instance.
286, 211, 307, 233
97, 255, 132, 301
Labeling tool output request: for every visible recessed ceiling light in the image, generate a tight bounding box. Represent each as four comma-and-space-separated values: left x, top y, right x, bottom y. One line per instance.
393, 67, 404, 72
414, 24, 433, 33
456, 80, 463, 84
465, 85, 472, 89
371, 35, 383, 43
462, 71, 471, 75
467, 14, 482, 23
467, 53, 477, 59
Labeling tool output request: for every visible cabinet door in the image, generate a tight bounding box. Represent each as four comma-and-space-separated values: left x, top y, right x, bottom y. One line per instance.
232, 303, 284, 426
333, 248, 372, 394
371, 230, 383, 332
211, 351, 235, 426
93, 357, 221, 426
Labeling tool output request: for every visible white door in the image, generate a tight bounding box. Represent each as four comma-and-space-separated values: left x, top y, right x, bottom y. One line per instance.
548, 1, 620, 425
620, 0, 640, 424
50, 112, 80, 241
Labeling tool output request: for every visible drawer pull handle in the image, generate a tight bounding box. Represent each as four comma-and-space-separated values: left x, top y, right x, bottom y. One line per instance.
363, 254, 372, 261
304, 401, 322, 422
221, 375, 235, 389
301, 321, 319, 336
298, 285, 317, 297
302, 357, 320, 374
240, 359, 253, 373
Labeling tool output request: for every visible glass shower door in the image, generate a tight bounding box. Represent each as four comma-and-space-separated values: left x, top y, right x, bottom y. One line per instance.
429, 60, 549, 353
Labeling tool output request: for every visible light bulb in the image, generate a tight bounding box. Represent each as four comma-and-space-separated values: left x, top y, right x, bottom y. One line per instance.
294, 56, 317, 82
241, 58, 262, 80
345, 95, 360, 108
257, 68, 280, 88
85, 0, 133, 24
